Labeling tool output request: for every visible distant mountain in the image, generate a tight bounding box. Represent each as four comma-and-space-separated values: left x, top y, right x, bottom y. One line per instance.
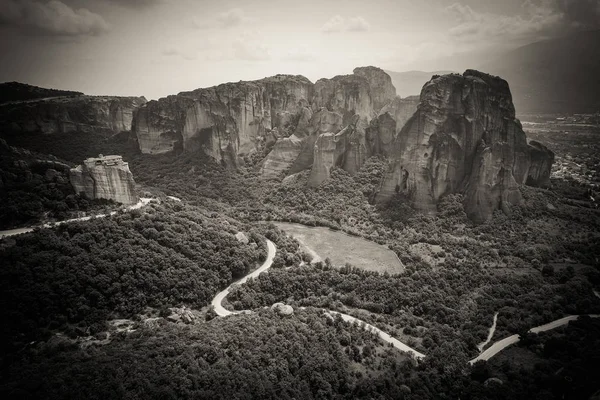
384, 70, 455, 97
479, 30, 600, 114
0, 82, 82, 104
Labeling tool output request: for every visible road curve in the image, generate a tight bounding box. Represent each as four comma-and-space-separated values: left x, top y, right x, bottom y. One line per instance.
211, 239, 425, 358
211, 239, 277, 317
469, 314, 600, 364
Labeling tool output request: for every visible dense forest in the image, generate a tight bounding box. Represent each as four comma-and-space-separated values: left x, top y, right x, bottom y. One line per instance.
0, 202, 266, 358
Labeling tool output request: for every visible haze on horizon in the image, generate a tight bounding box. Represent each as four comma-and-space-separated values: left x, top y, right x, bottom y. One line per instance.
0, 0, 599, 100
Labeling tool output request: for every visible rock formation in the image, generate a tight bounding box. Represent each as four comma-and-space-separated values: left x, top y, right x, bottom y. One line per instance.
375, 70, 554, 222
526, 140, 554, 188
352, 66, 397, 111
260, 67, 399, 181
134, 75, 313, 162
308, 114, 368, 186
0, 96, 146, 134
133, 67, 399, 169
366, 96, 419, 157
69, 155, 138, 205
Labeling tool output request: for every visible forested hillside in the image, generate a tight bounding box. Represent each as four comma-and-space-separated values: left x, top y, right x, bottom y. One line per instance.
0, 202, 266, 356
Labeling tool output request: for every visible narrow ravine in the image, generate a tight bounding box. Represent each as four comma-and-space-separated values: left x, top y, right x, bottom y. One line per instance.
477, 312, 499, 353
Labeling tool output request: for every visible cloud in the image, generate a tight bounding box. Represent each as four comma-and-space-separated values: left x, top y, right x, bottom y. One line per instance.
101, 0, 162, 7
217, 8, 251, 28
0, 0, 110, 36
553, 0, 600, 28
346, 16, 370, 32
232, 30, 270, 61
281, 46, 317, 62
162, 46, 197, 61
192, 7, 252, 30
321, 15, 370, 33
446, 0, 600, 46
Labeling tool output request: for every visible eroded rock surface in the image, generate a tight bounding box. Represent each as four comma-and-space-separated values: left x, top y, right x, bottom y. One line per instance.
70, 155, 138, 205
526, 140, 554, 188
375, 70, 554, 222
353, 66, 397, 112
134, 75, 313, 162
0, 96, 146, 134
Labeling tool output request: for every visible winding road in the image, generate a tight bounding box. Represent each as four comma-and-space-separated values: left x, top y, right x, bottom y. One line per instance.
211, 239, 426, 358
211, 239, 277, 317
212, 239, 600, 363
469, 314, 600, 364
4, 205, 600, 364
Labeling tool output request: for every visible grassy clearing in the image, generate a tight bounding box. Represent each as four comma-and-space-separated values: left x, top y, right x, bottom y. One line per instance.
274, 222, 404, 274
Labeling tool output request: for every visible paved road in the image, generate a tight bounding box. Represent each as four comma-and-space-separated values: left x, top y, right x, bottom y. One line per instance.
325, 310, 426, 359
0, 198, 151, 239
211, 239, 425, 358
211, 239, 276, 317
469, 314, 600, 364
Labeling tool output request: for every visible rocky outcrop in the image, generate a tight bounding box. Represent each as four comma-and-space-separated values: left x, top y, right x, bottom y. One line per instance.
311, 74, 373, 125
375, 70, 555, 222
353, 66, 397, 111
271, 303, 294, 316
309, 131, 346, 186
259, 135, 304, 178
308, 114, 370, 186
526, 140, 554, 188
133, 95, 193, 155
134, 75, 313, 162
0, 96, 146, 134
288, 109, 343, 174
69, 155, 138, 205
367, 96, 419, 157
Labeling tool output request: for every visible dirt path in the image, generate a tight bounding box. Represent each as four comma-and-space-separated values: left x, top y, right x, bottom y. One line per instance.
477, 312, 499, 353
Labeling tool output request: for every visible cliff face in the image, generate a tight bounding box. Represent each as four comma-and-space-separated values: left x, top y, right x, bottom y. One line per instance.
261, 67, 399, 182
133, 75, 313, 162
69, 155, 138, 205
526, 140, 554, 188
366, 96, 419, 157
375, 70, 554, 222
0, 96, 147, 134
353, 66, 397, 112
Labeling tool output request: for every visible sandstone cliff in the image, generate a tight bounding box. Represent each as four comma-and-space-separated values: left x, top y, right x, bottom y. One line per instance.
70, 155, 138, 205
0, 95, 147, 134
353, 66, 397, 112
134, 75, 313, 163
526, 140, 554, 188
366, 96, 419, 157
262, 67, 398, 181
375, 70, 554, 222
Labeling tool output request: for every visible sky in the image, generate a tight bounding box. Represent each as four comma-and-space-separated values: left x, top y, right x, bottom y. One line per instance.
0, 0, 599, 100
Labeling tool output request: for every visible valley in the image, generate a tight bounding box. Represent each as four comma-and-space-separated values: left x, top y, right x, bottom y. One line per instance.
1, 65, 599, 399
